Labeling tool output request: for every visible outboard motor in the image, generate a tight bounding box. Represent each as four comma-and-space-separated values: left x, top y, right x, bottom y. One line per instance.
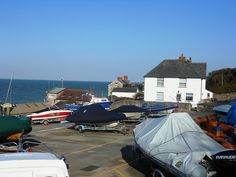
211, 150, 236, 176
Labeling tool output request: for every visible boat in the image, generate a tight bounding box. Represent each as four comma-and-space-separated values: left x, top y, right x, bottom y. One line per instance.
66, 104, 127, 133
89, 96, 112, 109
110, 105, 147, 120
143, 102, 177, 116
133, 112, 236, 177
0, 115, 32, 143
66, 104, 126, 124
0, 73, 15, 116
27, 109, 72, 125
64, 97, 112, 111
110, 103, 177, 120
64, 104, 82, 111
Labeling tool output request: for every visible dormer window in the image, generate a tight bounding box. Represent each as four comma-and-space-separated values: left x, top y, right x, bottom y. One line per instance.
179, 78, 187, 88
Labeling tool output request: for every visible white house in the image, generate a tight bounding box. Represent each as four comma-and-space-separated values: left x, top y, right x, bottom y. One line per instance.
144, 55, 213, 107
46, 88, 65, 104
108, 75, 130, 96
112, 87, 138, 99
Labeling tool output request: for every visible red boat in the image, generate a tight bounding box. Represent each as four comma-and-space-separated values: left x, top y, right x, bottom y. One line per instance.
27, 110, 72, 125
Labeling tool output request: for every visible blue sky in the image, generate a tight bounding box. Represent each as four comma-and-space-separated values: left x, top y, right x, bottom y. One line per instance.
0, 0, 235, 82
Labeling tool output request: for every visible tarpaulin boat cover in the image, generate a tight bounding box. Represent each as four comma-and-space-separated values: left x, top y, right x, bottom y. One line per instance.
66, 104, 126, 124
224, 101, 236, 126
213, 104, 231, 115
142, 102, 177, 113
134, 113, 226, 177
110, 105, 147, 113
0, 116, 32, 141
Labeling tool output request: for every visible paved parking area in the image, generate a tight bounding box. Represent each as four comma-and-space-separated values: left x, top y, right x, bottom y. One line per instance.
30, 123, 150, 177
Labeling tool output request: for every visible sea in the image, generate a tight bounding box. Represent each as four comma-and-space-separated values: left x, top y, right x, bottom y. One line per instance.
0, 79, 110, 104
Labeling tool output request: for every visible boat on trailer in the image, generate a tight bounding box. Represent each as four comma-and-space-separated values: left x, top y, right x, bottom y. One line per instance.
66, 104, 127, 133
133, 112, 236, 177
27, 110, 72, 125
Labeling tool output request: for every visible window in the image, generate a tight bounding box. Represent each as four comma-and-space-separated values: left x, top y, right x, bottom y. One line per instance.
186, 93, 193, 101
157, 78, 164, 87
176, 93, 181, 102
179, 78, 187, 88
207, 93, 210, 98
156, 92, 164, 101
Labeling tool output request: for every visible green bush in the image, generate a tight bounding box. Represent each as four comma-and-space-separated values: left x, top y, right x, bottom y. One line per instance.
207, 68, 236, 94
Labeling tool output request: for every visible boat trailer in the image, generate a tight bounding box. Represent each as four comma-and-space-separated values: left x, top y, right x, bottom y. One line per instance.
74, 123, 128, 135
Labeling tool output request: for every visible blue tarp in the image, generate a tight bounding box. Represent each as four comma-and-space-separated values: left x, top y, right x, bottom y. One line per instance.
64, 105, 81, 111
224, 101, 236, 126
94, 102, 112, 109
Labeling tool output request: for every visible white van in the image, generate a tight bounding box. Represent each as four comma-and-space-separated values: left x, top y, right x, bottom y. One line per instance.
0, 152, 69, 177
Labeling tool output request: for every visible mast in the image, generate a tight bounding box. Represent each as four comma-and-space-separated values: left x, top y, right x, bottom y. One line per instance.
5, 72, 14, 103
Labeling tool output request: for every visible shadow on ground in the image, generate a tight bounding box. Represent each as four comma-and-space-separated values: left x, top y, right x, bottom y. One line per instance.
120, 145, 152, 177
121, 145, 177, 177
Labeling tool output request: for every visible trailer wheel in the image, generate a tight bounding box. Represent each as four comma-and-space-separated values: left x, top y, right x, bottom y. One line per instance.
78, 127, 84, 133
152, 169, 165, 177
43, 120, 49, 125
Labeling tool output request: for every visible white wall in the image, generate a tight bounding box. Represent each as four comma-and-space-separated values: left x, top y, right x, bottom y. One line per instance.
112, 92, 136, 98
144, 78, 158, 101
201, 79, 213, 99
144, 77, 213, 107
47, 93, 57, 103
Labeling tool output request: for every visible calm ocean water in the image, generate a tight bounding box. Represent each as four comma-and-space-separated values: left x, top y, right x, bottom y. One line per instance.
0, 79, 109, 104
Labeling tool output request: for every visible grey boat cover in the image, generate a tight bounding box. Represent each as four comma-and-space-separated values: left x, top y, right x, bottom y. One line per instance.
133, 112, 226, 177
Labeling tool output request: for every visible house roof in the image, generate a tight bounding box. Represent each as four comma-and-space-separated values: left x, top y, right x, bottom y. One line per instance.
56, 89, 95, 102
109, 79, 130, 86
48, 88, 65, 94
144, 59, 206, 79
117, 79, 130, 85
112, 87, 138, 93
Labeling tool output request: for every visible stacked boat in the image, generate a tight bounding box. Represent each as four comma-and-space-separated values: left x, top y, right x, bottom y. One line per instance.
133, 112, 236, 177
0, 115, 70, 176
0, 115, 32, 143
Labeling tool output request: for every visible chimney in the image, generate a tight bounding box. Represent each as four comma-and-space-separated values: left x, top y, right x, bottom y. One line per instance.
123, 75, 128, 81
117, 76, 122, 81
185, 57, 192, 64
188, 57, 192, 63
179, 53, 186, 62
